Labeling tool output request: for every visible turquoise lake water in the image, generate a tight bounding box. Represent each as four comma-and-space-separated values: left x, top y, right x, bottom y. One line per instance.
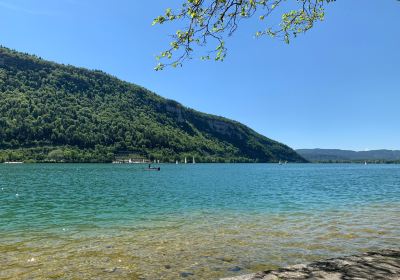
1, 164, 399, 279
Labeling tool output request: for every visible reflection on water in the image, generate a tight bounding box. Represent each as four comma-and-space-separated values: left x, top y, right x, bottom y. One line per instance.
0, 164, 399, 279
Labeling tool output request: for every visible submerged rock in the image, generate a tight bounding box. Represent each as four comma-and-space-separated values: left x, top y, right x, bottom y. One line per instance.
104, 267, 117, 273
180, 271, 194, 278
228, 266, 242, 272
217, 256, 234, 263
221, 249, 400, 280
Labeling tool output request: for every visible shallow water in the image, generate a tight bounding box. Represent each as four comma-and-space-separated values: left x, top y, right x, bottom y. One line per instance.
0, 163, 399, 279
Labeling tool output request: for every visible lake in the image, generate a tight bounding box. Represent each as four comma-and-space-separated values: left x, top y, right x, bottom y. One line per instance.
1, 163, 399, 279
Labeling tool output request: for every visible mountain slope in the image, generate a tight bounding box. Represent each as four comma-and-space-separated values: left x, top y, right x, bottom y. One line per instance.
0, 46, 305, 163
297, 149, 400, 162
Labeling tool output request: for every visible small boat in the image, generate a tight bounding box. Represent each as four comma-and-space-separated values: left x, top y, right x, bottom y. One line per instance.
145, 167, 160, 171
145, 164, 160, 171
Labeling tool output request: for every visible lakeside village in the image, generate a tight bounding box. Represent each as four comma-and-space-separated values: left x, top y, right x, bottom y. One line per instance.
112, 156, 196, 164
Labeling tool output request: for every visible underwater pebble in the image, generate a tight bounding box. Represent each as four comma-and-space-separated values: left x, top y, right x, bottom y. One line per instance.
27, 257, 35, 263
228, 266, 242, 272
217, 256, 234, 262
104, 267, 117, 273
212, 267, 222, 271
180, 271, 194, 278
164, 265, 172, 269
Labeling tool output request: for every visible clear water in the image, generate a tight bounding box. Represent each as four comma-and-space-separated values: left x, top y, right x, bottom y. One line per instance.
1, 164, 399, 279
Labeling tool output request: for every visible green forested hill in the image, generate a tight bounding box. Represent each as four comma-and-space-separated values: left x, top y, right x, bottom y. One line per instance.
0, 46, 305, 163
297, 149, 400, 163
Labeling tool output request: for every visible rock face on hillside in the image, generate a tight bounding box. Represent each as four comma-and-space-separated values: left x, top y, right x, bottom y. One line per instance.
221, 249, 400, 280
0, 46, 306, 163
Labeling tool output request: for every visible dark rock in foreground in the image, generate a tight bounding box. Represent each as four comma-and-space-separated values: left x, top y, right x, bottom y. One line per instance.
221, 249, 400, 280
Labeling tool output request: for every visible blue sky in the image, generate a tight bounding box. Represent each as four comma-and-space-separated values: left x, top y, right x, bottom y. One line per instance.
1, 0, 399, 150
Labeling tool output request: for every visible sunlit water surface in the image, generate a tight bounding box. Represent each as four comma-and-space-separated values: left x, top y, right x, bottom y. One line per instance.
0, 164, 399, 279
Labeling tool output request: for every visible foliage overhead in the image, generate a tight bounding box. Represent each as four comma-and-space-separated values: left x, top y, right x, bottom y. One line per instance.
0, 46, 306, 163
153, 0, 335, 70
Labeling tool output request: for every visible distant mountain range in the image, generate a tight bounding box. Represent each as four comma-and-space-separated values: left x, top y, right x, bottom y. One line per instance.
297, 149, 400, 163
0, 46, 305, 163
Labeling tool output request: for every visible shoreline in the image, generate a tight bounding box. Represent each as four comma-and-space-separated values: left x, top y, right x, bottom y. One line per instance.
221, 249, 400, 280
2, 161, 400, 164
